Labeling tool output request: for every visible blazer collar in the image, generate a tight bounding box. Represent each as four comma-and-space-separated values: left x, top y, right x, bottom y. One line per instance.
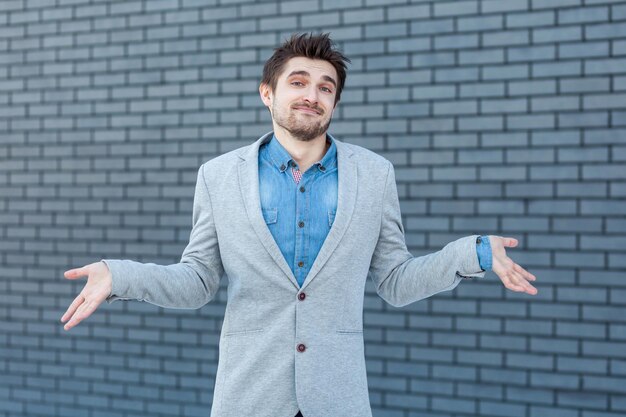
237, 131, 357, 290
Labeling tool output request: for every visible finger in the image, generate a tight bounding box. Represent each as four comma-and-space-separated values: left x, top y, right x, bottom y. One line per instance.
513, 262, 537, 281
499, 271, 523, 292
61, 293, 85, 323
509, 270, 538, 295
499, 268, 531, 293
501, 237, 518, 247
63, 299, 92, 331
64, 266, 89, 280
505, 277, 526, 292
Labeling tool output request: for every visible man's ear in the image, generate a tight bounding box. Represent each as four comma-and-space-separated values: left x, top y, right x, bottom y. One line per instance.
259, 83, 272, 107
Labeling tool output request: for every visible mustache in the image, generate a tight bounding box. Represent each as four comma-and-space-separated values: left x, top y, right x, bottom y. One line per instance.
293, 104, 322, 114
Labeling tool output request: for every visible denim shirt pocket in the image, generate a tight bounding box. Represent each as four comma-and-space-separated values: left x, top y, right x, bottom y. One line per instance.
262, 207, 278, 224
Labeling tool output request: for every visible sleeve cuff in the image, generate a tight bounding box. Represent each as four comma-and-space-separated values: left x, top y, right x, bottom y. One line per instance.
476, 235, 492, 271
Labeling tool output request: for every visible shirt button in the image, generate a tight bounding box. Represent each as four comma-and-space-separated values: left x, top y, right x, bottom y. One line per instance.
280, 164, 285, 171
299, 186, 305, 192
298, 292, 306, 301
319, 165, 326, 171
298, 261, 304, 267
298, 221, 304, 228
476, 236, 482, 244
297, 344, 306, 352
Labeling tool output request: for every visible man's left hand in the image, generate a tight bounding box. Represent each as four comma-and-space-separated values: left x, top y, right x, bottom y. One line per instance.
489, 236, 538, 295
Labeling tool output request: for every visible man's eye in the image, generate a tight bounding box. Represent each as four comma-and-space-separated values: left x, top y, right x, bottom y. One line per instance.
291, 81, 303, 86
321, 87, 332, 93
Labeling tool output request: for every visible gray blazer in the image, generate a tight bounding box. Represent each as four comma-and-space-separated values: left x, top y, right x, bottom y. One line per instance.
102, 131, 486, 417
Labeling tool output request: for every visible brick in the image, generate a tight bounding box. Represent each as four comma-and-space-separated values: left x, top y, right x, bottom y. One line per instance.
388, 4, 430, 21
343, 40, 385, 56
482, 98, 527, 113
507, 113, 555, 130
560, 41, 609, 59
434, 1, 478, 17
506, 11, 554, 28
459, 48, 504, 65
410, 18, 455, 36
560, 111, 608, 128
364, 22, 408, 39
482, 64, 530, 80
485, 0, 529, 12
585, 58, 626, 75
386, 69, 432, 85
531, 0, 580, 8
411, 51, 456, 68
508, 45, 556, 62
433, 100, 477, 115
459, 115, 503, 131
366, 54, 409, 70
530, 96, 580, 111
586, 22, 626, 40
533, 26, 582, 43
483, 30, 530, 47
436, 67, 480, 82
411, 85, 456, 100
509, 79, 556, 95
458, 15, 503, 32
533, 61, 582, 77
558, 6, 608, 23
584, 93, 626, 110
434, 33, 479, 50
507, 386, 554, 404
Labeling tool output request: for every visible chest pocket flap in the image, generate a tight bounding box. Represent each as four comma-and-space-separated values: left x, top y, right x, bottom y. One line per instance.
262, 207, 278, 224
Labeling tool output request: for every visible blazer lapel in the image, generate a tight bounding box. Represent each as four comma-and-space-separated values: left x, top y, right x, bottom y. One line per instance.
301, 134, 356, 290
237, 131, 357, 291
238, 132, 299, 288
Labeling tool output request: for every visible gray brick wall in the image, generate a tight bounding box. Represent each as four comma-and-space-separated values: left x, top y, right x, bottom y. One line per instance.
1, 0, 625, 416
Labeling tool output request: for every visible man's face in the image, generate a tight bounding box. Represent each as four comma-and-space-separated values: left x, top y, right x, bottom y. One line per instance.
261, 56, 339, 142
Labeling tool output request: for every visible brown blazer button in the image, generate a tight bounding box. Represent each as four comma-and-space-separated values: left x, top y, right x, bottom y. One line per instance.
297, 343, 306, 352
298, 292, 306, 301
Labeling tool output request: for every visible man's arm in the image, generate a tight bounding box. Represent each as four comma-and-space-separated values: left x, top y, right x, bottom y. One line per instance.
61, 164, 224, 330
367, 162, 537, 309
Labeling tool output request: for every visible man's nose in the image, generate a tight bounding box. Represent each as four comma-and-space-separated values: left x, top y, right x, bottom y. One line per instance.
302, 86, 319, 104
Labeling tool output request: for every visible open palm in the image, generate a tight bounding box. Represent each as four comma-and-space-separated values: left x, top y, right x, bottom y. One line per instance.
490, 236, 538, 295
60, 261, 112, 331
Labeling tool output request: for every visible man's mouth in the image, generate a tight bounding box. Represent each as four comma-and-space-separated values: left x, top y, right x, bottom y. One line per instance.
294, 106, 320, 115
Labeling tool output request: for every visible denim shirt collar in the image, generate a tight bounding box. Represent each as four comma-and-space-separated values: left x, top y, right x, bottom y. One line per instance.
264, 132, 337, 174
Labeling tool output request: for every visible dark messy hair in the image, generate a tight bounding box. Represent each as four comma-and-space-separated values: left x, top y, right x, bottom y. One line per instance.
261, 32, 351, 106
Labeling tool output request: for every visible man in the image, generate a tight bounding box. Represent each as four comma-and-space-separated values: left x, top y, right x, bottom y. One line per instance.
61, 33, 538, 417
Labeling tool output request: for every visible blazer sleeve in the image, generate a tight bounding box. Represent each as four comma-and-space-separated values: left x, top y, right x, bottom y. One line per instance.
367, 161, 486, 308
102, 163, 225, 309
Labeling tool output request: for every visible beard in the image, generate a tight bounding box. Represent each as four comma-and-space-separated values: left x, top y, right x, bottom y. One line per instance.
272, 101, 333, 142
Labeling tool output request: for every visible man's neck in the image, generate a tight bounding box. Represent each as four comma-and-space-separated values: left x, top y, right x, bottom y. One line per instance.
272, 128, 329, 173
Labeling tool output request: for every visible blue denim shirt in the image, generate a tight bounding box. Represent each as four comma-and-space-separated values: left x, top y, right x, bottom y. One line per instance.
258, 133, 491, 288
259, 133, 338, 287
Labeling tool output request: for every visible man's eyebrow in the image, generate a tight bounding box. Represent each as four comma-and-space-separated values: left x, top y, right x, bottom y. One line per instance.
287, 70, 337, 89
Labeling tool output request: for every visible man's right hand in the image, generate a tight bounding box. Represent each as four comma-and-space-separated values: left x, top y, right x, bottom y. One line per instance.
61, 261, 112, 331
